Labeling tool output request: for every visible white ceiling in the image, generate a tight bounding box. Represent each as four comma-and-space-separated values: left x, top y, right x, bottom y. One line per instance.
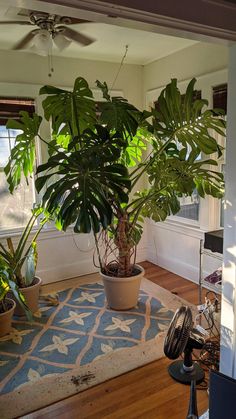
0, 5, 198, 65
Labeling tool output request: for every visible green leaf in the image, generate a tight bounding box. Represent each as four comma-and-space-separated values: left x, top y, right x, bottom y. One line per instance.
96, 80, 142, 138
152, 78, 226, 156
40, 77, 96, 138
24, 242, 37, 286
4, 112, 42, 193
36, 140, 131, 233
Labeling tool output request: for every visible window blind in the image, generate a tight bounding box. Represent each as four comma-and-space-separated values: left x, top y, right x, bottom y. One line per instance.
213, 84, 227, 114
0, 97, 35, 125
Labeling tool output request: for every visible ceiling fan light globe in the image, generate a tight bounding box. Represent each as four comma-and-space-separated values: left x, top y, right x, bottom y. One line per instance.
54, 32, 71, 51
33, 29, 52, 55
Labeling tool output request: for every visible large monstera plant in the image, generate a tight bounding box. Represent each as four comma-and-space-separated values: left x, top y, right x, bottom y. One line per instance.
5, 77, 225, 277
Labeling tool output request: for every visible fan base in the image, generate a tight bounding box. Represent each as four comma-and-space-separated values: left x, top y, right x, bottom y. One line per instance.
168, 360, 205, 385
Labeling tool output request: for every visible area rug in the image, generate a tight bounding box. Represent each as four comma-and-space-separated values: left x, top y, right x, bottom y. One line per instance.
0, 276, 193, 418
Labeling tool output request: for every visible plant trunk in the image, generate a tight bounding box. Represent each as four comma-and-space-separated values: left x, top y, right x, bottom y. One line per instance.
116, 214, 132, 277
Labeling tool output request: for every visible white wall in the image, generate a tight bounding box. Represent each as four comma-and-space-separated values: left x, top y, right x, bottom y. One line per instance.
0, 49, 146, 284
143, 42, 228, 93
0, 49, 143, 109
144, 42, 228, 283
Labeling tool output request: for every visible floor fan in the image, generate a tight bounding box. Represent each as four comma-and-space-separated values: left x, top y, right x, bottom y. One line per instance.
164, 306, 205, 384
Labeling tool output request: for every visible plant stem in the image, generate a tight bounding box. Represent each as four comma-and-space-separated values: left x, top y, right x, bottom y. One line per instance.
93, 232, 103, 271
115, 213, 132, 276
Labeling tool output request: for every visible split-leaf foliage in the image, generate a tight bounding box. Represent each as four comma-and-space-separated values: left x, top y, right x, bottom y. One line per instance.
4, 77, 226, 276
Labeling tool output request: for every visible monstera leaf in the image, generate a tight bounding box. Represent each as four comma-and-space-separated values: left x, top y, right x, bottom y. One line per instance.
40, 77, 96, 138
134, 188, 180, 222
35, 141, 131, 233
129, 151, 224, 225
4, 111, 42, 193
96, 80, 141, 138
152, 78, 226, 155
121, 128, 148, 168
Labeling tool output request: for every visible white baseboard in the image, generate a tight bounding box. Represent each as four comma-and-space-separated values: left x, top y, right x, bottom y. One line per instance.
38, 245, 147, 285
147, 249, 199, 284
36, 258, 98, 284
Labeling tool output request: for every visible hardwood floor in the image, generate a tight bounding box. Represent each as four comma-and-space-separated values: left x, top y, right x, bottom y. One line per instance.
22, 261, 208, 419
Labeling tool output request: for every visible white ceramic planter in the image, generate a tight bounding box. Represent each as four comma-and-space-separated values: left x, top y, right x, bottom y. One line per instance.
101, 264, 145, 310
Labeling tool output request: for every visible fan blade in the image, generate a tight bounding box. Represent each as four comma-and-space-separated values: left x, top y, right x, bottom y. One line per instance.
58, 17, 92, 25
13, 31, 37, 50
0, 20, 33, 25
58, 26, 95, 46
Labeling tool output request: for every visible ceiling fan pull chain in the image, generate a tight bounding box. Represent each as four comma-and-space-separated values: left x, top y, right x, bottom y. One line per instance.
48, 44, 54, 78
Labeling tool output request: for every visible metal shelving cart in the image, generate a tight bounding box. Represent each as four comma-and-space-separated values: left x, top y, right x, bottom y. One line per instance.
199, 230, 223, 304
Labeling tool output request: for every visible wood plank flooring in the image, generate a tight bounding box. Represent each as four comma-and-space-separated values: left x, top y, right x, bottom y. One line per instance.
22, 261, 209, 419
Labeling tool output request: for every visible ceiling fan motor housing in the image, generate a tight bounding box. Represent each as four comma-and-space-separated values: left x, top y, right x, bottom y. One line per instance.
29, 12, 72, 33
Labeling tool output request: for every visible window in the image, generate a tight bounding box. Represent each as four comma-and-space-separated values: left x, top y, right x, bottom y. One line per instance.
0, 97, 36, 231
176, 190, 200, 221
213, 84, 227, 114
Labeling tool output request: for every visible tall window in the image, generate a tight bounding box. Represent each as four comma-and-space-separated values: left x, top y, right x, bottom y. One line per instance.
0, 97, 36, 231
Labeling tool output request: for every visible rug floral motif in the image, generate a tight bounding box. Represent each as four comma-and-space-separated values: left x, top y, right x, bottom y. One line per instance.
0, 281, 174, 396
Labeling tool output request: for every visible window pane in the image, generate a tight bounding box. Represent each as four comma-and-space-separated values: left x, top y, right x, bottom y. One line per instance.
176, 190, 200, 221
0, 125, 35, 230
0, 136, 10, 166
0, 175, 35, 229
0, 126, 9, 137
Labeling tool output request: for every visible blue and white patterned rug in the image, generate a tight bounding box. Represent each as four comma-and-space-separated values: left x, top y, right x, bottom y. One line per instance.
0, 277, 189, 418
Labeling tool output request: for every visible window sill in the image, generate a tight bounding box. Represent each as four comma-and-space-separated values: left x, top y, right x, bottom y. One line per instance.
147, 218, 206, 239
0, 225, 74, 242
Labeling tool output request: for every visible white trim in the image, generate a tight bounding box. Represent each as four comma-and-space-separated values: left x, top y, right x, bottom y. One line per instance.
28, 0, 236, 42
168, 214, 200, 227
37, 256, 98, 284
147, 248, 199, 283
0, 225, 69, 241
147, 219, 205, 240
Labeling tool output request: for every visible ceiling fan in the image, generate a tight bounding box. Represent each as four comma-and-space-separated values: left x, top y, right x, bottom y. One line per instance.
0, 12, 95, 55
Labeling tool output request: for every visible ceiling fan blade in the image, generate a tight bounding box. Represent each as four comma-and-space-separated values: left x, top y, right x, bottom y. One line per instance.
12, 31, 38, 50
58, 17, 92, 25
58, 26, 95, 46
0, 20, 33, 25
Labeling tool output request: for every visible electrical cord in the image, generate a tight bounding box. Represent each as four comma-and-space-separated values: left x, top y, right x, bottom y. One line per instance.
193, 293, 221, 390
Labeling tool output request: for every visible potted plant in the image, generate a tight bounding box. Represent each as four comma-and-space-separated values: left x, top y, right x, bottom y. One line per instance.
4, 77, 225, 310
0, 264, 16, 336
0, 208, 49, 315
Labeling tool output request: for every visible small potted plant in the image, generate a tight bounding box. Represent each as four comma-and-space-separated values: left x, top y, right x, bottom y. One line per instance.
0, 208, 49, 316
4, 77, 225, 310
0, 264, 16, 336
